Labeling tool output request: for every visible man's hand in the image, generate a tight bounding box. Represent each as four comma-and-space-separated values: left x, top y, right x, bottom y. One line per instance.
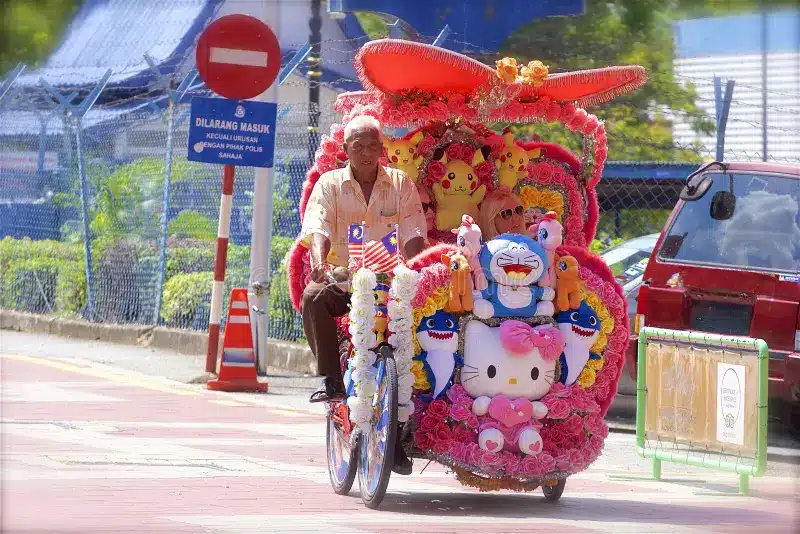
309, 263, 331, 284
309, 232, 332, 283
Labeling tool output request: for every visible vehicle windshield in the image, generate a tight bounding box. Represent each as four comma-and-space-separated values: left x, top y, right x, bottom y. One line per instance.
603, 243, 653, 284
658, 172, 800, 273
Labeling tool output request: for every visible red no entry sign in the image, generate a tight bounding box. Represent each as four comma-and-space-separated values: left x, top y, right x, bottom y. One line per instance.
196, 14, 281, 100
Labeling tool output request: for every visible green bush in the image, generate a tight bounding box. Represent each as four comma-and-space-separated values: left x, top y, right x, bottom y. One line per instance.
160, 271, 214, 326
168, 210, 216, 241
8, 257, 59, 313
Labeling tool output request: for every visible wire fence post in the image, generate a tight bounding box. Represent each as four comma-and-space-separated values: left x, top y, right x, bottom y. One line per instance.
0, 63, 25, 105
40, 69, 112, 322
714, 76, 735, 162
148, 54, 199, 326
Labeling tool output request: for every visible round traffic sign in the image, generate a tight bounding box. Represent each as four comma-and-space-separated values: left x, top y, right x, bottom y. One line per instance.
196, 14, 281, 100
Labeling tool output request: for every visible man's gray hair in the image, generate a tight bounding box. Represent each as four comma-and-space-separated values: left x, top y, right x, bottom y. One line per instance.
344, 115, 381, 141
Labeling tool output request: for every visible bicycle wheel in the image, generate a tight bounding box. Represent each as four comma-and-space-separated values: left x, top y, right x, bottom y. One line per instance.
358, 350, 398, 509
542, 479, 566, 502
326, 402, 358, 495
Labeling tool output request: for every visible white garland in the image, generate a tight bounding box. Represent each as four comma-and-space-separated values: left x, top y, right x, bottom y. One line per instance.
347, 267, 378, 428
388, 264, 419, 423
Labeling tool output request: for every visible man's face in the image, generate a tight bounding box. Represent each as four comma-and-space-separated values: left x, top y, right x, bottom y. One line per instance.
343, 127, 382, 176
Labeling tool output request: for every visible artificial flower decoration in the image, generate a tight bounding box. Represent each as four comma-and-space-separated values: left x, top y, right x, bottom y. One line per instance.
495, 57, 519, 84
520, 60, 549, 88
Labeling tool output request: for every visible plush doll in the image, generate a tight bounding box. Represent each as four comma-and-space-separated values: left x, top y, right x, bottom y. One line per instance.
554, 255, 581, 312
472, 233, 556, 319
373, 283, 390, 345
442, 252, 473, 313
432, 151, 488, 230
495, 129, 541, 189
462, 319, 564, 455
556, 302, 602, 385
383, 131, 424, 182
414, 309, 461, 400
532, 211, 563, 288
451, 214, 487, 291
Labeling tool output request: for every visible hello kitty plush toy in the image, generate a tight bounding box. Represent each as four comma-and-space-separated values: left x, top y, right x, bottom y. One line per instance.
461, 319, 564, 456
451, 214, 487, 291
531, 211, 563, 289
472, 233, 555, 319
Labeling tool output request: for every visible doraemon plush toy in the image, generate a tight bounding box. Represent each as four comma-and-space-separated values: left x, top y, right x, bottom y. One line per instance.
472, 233, 555, 319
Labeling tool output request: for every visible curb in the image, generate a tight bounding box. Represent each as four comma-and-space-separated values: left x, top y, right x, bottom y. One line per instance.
0, 310, 317, 375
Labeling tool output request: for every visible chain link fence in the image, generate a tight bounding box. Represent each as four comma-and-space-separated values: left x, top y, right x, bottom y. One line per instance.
2, 38, 797, 344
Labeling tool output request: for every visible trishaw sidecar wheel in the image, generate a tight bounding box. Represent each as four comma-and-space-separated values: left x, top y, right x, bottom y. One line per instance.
358, 352, 398, 509
326, 406, 358, 495
542, 479, 566, 502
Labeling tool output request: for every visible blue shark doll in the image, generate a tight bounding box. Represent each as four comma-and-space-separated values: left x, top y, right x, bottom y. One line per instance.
472, 233, 555, 319
413, 309, 462, 400
555, 301, 602, 385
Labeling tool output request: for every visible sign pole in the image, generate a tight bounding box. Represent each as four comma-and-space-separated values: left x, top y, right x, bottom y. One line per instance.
206, 163, 236, 373
249, 1, 280, 375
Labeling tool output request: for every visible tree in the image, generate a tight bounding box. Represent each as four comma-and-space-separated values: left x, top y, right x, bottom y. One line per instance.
0, 0, 81, 74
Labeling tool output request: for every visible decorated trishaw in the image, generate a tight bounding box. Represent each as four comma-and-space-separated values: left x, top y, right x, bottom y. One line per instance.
288, 39, 648, 508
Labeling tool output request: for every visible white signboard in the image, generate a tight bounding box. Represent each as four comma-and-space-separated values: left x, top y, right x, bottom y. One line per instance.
716, 362, 746, 445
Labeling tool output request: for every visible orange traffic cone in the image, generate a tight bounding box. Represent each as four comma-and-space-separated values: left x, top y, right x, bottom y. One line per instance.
207, 288, 269, 393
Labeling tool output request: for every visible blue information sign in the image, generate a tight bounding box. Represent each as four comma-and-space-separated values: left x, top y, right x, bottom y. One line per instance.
187, 96, 277, 168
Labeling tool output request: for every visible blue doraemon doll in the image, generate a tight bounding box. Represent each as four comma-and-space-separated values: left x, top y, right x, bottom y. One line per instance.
472, 233, 556, 319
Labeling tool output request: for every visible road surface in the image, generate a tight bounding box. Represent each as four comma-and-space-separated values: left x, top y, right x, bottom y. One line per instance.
1, 346, 798, 533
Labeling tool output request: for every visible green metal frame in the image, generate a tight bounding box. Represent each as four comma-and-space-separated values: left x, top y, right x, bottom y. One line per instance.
636, 327, 769, 495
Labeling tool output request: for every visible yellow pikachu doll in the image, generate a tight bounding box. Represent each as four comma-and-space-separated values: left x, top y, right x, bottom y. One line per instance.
383, 131, 425, 182
495, 130, 541, 189
432, 150, 488, 230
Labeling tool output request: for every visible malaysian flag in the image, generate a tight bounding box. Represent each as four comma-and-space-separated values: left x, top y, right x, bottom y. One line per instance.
363, 227, 400, 273
348, 223, 365, 259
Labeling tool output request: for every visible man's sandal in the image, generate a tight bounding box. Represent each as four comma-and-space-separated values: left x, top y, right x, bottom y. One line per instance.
309, 379, 346, 403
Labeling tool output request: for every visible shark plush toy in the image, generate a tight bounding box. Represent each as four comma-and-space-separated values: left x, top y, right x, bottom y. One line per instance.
414, 309, 461, 400
555, 301, 602, 385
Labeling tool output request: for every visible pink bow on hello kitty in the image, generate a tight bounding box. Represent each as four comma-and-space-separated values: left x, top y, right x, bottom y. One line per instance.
498, 320, 564, 362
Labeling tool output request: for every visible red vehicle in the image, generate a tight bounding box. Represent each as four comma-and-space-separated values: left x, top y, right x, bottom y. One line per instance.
628, 161, 800, 409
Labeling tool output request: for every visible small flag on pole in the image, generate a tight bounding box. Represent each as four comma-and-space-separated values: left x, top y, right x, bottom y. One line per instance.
364, 227, 400, 273
348, 223, 365, 259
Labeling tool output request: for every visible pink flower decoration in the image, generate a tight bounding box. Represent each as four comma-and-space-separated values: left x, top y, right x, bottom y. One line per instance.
538, 452, 556, 473
544, 397, 571, 420
475, 161, 493, 181
321, 138, 339, 155
445, 144, 464, 161
564, 414, 584, 436
583, 115, 600, 135
417, 135, 437, 156
521, 455, 543, 477
555, 452, 571, 470
459, 144, 474, 162
590, 434, 605, 453
545, 102, 562, 123
428, 101, 449, 120
450, 403, 472, 422
414, 429, 433, 451
498, 321, 564, 362
428, 160, 446, 181
452, 424, 475, 443
427, 399, 450, 420
547, 383, 570, 398
331, 128, 345, 144
535, 163, 554, 184
466, 413, 479, 430
420, 415, 438, 432
378, 156, 389, 167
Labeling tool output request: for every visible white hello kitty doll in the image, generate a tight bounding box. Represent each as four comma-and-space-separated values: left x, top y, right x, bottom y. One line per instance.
461, 319, 565, 456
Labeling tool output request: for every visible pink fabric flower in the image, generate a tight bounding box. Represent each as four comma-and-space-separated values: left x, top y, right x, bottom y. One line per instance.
427, 399, 450, 420
445, 144, 463, 161
417, 135, 437, 156
446, 384, 469, 403
555, 452, 571, 470
538, 452, 556, 473
414, 429, 433, 451
465, 414, 479, 430
590, 434, 604, 453
420, 415, 438, 432
428, 161, 446, 180
564, 414, 584, 436
452, 424, 475, 443
521, 455, 543, 477
321, 137, 339, 155
428, 101, 449, 120
545, 102, 562, 123
536, 163, 554, 184
474, 161, 493, 180
544, 397, 570, 420
583, 115, 600, 135
450, 403, 472, 422
460, 144, 474, 162
547, 383, 570, 398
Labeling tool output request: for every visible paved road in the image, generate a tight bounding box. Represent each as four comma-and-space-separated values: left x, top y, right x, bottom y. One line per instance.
2, 347, 798, 533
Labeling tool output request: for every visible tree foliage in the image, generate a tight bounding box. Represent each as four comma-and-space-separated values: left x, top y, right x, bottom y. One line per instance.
0, 0, 81, 73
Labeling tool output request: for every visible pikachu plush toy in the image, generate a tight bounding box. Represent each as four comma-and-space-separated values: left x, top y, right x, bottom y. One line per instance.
432, 150, 488, 230
383, 131, 425, 182
496, 130, 541, 189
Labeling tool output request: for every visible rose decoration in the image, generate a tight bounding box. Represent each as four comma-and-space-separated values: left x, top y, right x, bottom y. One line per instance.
495, 57, 519, 83
520, 60, 549, 87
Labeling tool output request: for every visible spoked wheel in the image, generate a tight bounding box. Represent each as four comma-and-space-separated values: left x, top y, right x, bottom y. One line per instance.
326, 402, 358, 495
358, 348, 398, 509
542, 479, 566, 502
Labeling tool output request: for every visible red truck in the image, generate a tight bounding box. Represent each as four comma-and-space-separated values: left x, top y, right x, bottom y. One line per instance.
628, 161, 800, 411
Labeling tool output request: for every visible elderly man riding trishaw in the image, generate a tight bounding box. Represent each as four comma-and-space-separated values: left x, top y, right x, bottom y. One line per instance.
288, 39, 648, 509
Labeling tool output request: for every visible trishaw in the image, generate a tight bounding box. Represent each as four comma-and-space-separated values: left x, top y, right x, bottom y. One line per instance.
288, 39, 648, 509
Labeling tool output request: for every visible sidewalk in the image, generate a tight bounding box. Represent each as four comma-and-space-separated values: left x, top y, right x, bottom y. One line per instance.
2, 328, 799, 464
